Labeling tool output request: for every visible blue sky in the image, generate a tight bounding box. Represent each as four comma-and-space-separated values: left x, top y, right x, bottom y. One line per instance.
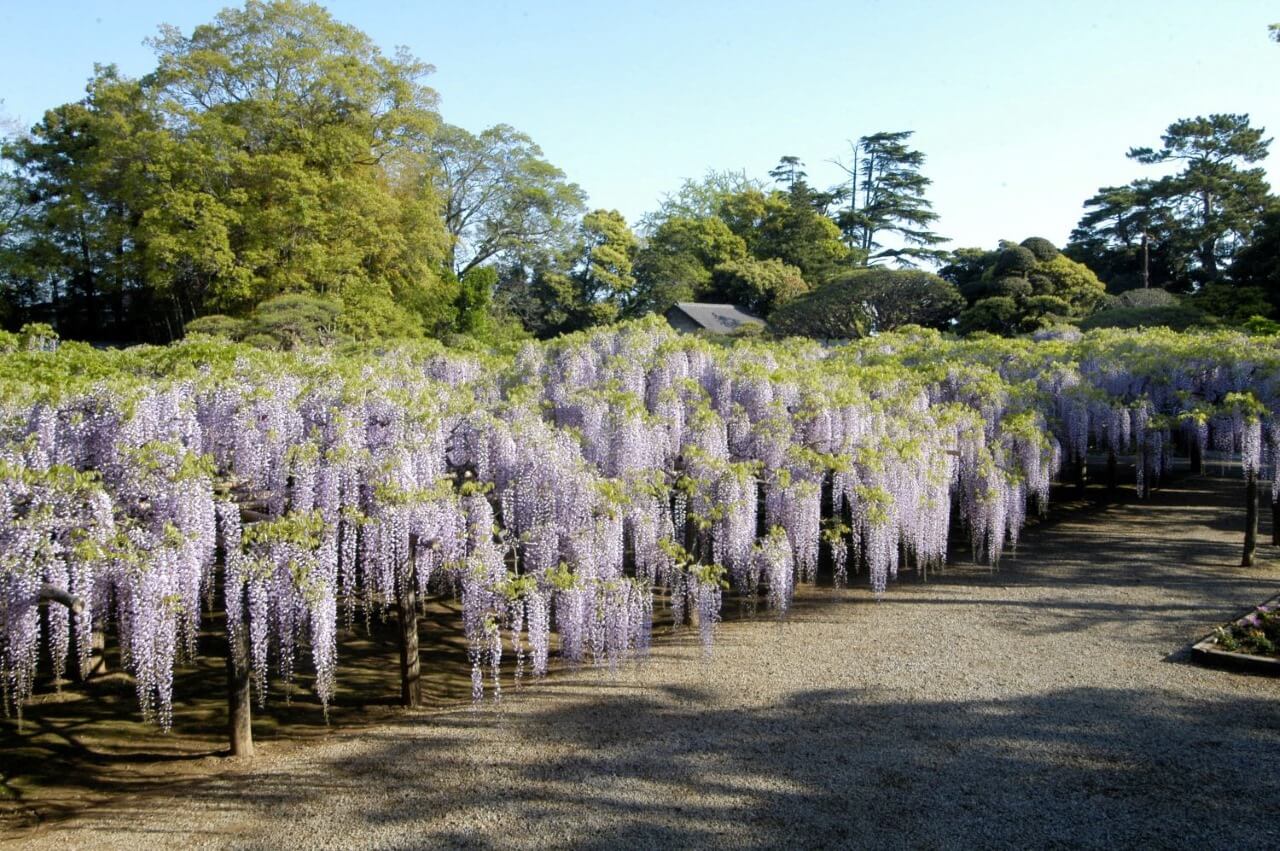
2, 1, 1277, 251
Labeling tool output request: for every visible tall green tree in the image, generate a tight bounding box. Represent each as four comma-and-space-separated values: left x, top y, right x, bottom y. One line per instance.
1125, 114, 1272, 282
1066, 181, 1186, 292
1, 69, 158, 338
430, 123, 585, 277
629, 215, 747, 315
505, 209, 638, 336
718, 188, 849, 283
768, 156, 807, 190
2, 1, 456, 341
630, 171, 850, 318
574, 209, 637, 325
833, 131, 948, 267
1072, 115, 1273, 296
768, 156, 837, 214
771, 267, 962, 338
143, 0, 452, 327
1231, 205, 1280, 311
709, 257, 808, 315
638, 169, 764, 233
945, 237, 1106, 335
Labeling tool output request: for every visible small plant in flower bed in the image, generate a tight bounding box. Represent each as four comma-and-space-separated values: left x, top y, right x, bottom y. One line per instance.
1213, 605, 1280, 658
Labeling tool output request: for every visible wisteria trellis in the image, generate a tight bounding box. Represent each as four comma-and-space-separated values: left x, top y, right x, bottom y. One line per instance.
2, 321, 1278, 728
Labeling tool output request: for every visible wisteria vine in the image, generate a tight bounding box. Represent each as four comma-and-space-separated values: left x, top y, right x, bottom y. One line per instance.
3, 320, 1279, 729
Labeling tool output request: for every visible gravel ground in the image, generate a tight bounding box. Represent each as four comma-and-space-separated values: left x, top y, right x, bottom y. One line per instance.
10, 472, 1280, 850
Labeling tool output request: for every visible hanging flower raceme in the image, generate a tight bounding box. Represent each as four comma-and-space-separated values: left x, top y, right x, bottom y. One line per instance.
0, 463, 115, 718
9, 320, 1280, 729
226, 510, 338, 710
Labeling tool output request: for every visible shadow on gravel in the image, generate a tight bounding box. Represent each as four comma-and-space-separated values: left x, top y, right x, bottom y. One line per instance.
70, 683, 1276, 848
0, 598, 478, 834
7, 469, 1280, 845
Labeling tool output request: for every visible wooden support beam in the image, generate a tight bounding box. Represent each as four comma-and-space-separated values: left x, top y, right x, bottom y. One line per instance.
38, 584, 83, 614
240, 507, 270, 524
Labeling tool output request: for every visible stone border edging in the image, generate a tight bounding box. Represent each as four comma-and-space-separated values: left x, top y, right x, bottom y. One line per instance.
1191, 594, 1280, 675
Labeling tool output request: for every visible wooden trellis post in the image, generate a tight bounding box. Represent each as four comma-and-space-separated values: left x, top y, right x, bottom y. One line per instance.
1271, 493, 1279, 547
1243, 469, 1259, 567
398, 534, 421, 708
226, 592, 254, 758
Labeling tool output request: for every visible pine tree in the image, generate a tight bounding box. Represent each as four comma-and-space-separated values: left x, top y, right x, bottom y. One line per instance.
833, 131, 948, 267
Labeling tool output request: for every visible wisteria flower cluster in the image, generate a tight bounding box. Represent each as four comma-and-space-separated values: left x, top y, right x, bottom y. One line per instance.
3, 320, 1279, 729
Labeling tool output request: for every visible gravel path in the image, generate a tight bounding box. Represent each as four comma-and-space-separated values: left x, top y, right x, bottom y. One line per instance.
11, 472, 1280, 849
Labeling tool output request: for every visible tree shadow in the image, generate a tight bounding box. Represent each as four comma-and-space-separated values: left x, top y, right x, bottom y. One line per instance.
0, 597, 477, 833
6, 466, 1279, 842
37, 684, 1276, 847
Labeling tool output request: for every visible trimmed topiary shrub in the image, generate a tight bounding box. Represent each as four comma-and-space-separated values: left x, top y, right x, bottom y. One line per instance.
993, 245, 1038, 278
1019, 237, 1061, 262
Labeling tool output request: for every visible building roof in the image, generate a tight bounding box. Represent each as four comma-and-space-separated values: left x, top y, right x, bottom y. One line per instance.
667, 302, 764, 334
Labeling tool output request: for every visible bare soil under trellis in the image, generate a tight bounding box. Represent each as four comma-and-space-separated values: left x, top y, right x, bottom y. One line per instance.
4, 465, 1280, 848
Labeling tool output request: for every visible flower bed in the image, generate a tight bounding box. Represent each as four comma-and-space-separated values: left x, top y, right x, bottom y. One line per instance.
1192, 595, 1280, 674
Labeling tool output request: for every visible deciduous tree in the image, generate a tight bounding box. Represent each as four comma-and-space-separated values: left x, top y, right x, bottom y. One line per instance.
769, 267, 961, 338
947, 238, 1106, 335
630, 215, 747, 315
430, 123, 585, 277
2, 0, 457, 340
709, 257, 808, 315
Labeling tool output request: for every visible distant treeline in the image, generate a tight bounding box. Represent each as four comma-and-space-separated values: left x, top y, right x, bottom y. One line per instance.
1, 2, 1278, 346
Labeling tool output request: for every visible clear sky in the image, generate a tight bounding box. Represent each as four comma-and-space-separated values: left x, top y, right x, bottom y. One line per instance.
2, 1, 1277, 251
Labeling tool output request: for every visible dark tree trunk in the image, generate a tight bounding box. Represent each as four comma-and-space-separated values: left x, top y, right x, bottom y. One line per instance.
72, 622, 106, 682
227, 599, 254, 758
819, 472, 834, 581
1243, 471, 1258, 567
684, 499, 698, 557
1137, 446, 1148, 497
756, 478, 767, 538
1190, 438, 1204, 475
91, 624, 106, 676
1106, 449, 1118, 497
398, 535, 422, 709
1074, 456, 1088, 497
1272, 495, 1279, 547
